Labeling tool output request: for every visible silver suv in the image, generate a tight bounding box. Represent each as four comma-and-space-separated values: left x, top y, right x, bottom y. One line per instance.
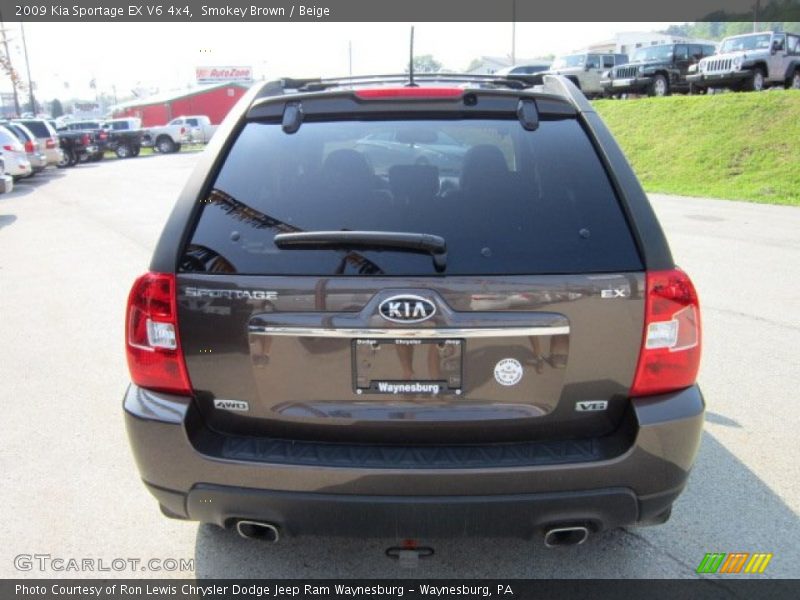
540, 52, 628, 98
687, 31, 800, 92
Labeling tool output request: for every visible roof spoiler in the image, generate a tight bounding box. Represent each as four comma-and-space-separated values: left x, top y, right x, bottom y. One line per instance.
253, 73, 592, 114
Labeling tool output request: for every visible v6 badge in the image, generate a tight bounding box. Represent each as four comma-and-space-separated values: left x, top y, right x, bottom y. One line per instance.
575, 400, 608, 412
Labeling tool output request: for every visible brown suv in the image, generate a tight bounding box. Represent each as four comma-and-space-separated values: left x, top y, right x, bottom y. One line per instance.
123, 74, 703, 547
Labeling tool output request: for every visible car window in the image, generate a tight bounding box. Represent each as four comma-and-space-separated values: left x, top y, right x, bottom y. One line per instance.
602, 55, 615, 68
0, 127, 19, 146
585, 54, 601, 69
772, 34, 786, 52
184, 118, 642, 276
187, 118, 199, 126
552, 54, 586, 69
18, 121, 51, 138
364, 131, 394, 142
171, 119, 183, 125
6, 124, 29, 142
632, 45, 674, 62
720, 33, 772, 53
674, 45, 689, 60
788, 35, 800, 54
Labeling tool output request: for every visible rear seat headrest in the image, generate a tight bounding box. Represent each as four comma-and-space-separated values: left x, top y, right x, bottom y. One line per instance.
389, 164, 440, 199
460, 144, 509, 191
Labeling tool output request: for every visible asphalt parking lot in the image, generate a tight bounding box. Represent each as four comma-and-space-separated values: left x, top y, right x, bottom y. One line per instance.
0, 154, 798, 579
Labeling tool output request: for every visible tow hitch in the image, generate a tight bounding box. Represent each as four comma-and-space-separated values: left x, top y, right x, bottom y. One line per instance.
386, 539, 434, 568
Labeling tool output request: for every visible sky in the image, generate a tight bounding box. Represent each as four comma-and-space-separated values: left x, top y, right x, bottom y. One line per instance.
1, 21, 681, 103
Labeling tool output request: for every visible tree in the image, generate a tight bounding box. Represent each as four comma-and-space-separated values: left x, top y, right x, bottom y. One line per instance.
661, 24, 692, 37
405, 54, 443, 74
51, 98, 64, 118
466, 58, 483, 72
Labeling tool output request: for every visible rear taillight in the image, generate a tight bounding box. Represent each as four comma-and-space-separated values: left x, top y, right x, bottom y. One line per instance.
46, 138, 57, 149
81, 133, 90, 145
125, 272, 192, 395
24, 140, 35, 153
630, 268, 701, 397
354, 87, 464, 99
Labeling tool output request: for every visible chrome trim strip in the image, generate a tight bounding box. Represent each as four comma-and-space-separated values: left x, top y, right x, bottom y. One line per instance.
249, 326, 570, 338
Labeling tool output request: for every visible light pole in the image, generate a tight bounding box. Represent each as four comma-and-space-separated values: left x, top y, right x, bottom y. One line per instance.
511, 0, 516, 66
20, 22, 35, 114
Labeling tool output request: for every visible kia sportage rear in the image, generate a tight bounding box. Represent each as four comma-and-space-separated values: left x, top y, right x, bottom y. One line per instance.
124, 75, 703, 545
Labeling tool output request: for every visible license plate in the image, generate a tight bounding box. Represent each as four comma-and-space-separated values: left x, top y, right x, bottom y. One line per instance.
613, 79, 634, 87
353, 338, 463, 394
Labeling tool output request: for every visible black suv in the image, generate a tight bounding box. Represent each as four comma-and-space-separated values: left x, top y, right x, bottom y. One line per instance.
601, 43, 718, 96
124, 74, 704, 546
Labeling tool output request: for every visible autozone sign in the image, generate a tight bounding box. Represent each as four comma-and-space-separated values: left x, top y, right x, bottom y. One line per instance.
196, 66, 253, 83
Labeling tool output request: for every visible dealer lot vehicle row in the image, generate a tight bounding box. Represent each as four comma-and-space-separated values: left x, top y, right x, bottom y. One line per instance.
539, 30, 800, 97
0, 114, 218, 194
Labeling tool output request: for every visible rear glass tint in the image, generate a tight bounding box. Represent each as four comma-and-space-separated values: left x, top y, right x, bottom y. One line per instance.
183, 118, 642, 276
6, 124, 30, 141
19, 120, 52, 138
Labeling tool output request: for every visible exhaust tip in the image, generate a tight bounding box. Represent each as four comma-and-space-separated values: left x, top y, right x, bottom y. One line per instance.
236, 520, 280, 542
543, 525, 590, 548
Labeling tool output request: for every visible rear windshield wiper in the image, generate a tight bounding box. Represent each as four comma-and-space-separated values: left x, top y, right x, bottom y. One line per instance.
274, 231, 447, 272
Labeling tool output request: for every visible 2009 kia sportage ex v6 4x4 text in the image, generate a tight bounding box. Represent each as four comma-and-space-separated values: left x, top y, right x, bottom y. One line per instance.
124, 74, 703, 547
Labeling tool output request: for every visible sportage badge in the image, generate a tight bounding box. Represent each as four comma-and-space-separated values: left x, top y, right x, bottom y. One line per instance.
379, 295, 436, 324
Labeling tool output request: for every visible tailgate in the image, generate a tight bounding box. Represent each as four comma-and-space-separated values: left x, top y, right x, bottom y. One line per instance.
178, 273, 643, 443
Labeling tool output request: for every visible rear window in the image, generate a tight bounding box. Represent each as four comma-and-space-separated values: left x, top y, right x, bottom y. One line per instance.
6, 124, 30, 141
183, 118, 642, 276
19, 120, 53, 138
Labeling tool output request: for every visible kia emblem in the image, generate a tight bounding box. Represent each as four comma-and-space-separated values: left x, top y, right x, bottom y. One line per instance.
378, 295, 436, 324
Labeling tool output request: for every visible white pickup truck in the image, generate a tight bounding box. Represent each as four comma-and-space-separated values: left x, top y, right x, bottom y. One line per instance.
141, 115, 218, 153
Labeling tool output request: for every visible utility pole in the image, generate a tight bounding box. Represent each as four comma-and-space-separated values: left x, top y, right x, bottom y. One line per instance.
511, 0, 516, 65
348, 40, 352, 78
20, 22, 35, 114
0, 9, 21, 115
754, 0, 760, 32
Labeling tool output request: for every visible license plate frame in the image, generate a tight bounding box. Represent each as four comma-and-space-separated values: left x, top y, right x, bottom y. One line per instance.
352, 338, 464, 395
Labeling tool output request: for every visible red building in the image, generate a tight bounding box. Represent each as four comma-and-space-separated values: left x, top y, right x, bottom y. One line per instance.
112, 82, 252, 127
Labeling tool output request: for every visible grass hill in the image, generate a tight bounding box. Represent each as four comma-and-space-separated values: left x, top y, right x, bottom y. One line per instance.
593, 91, 800, 206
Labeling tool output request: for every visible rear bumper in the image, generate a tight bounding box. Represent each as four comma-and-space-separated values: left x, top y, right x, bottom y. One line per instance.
28, 153, 47, 171
124, 384, 704, 536
44, 147, 63, 166
686, 71, 750, 88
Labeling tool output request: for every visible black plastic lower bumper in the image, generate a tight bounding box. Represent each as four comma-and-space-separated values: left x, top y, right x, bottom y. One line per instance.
185, 485, 648, 538
126, 385, 704, 536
